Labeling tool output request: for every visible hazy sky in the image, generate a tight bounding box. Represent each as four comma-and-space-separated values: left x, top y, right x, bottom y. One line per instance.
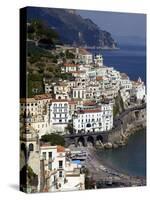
78, 10, 146, 39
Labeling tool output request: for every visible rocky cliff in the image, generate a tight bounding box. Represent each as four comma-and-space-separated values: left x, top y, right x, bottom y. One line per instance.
27, 7, 117, 48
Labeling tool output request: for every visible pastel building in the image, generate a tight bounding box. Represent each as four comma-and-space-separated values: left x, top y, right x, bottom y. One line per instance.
40, 145, 85, 192
20, 98, 38, 117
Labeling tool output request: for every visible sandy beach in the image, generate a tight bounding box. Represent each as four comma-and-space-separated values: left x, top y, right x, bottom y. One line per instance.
70, 146, 146, 188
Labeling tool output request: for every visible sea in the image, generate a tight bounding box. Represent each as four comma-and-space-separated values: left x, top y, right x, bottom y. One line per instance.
90, 44, 146, 83
97, 129, 146, 177
90, 44, 146, 177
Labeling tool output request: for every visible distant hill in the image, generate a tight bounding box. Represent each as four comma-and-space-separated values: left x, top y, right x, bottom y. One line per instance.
27, 7, 117, 48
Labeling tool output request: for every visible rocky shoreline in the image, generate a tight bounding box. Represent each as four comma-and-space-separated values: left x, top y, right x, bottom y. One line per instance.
97, 125, 146, 150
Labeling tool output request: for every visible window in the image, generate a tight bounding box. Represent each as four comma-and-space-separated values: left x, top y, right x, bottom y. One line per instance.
59, 161, 63, 169
59, 171, 63, 177
42, 152, 46, 160
48, 152, 52, 159
48, 162, 52, 170
29, 143, 34, 151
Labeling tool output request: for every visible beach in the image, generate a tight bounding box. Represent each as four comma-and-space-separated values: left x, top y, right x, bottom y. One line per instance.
70, 146, 146, 188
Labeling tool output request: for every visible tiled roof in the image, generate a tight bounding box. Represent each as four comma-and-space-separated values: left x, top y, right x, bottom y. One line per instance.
63, 63, 79, 67
57, 145, 65, 152
96, 76, 103, 81
77, 108, 101, 114
83, 101, 97, 106
68, 100, 78, 105
51, 99, 68, 103
79, 48, 92, 55
34, 94, 52, 100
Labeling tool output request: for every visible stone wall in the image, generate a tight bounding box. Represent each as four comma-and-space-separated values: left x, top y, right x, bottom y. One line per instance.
108, 107, 146, 146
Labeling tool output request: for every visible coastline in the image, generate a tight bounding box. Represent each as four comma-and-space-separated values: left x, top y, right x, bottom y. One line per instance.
73, 146, 146, 189
70, 128, 146, 189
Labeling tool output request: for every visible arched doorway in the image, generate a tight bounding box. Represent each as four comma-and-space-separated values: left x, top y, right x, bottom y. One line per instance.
87, 136, 95, 146
21, 143, 27, 159
77, 136, 85, 147
96, 135, 103, 146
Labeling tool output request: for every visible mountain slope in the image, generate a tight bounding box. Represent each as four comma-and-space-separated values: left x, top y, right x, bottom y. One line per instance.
27, 7, 117, 48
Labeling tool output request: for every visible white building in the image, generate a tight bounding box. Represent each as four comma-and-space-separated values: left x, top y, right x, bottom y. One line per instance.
73, 102, 113, 133
44, 83, 53, 94
61, 63, 79, 73
72, 87, 86, 99
131, 77, 146, 101
49, 99, 70, 133
120, 73, 132, 91
78, 48, 93, 65
94, 54, 103, 67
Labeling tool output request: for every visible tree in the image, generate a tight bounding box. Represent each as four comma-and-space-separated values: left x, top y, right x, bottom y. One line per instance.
28, 20, 59, 44
40, 133, 65, 146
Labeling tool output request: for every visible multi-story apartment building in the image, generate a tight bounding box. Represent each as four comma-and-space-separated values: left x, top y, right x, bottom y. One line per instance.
73, 102, 113, 133
49, 99, 70, 133
20, 98, 38, 117
61, 63, 79, 73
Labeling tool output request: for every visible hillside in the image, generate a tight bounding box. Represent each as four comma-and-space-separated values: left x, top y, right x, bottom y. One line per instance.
27, 7, 117, 48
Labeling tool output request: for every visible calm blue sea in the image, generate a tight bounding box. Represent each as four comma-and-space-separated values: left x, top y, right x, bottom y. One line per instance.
90, 45, 146, 83
97, 129, 146, 177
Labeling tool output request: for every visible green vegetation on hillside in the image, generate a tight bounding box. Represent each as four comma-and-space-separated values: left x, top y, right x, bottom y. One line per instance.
26, 20, 75, 97
27, 20, 59, 44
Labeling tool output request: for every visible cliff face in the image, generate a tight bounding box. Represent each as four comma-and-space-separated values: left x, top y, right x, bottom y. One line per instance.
27, 7, 117, 48
108, 106, 146, 146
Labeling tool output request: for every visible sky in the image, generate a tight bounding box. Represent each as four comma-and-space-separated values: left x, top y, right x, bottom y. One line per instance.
78, 10, 146, 41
